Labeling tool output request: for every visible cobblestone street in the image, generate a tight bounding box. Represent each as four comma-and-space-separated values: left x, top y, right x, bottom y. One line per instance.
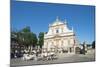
10, 50, 95, 67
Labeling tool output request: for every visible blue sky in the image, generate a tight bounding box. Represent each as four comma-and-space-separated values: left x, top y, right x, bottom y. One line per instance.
11, 1, 95, 44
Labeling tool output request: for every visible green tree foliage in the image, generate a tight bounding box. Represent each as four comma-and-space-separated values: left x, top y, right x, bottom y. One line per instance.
21, 26, 30, 32
11, 26, 37, 48
21, 27, 37, 47
38, 32, 44, 48
30, 33, 37, 47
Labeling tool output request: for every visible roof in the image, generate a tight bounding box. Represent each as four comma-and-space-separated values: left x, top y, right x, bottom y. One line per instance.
50, 16, 67, 27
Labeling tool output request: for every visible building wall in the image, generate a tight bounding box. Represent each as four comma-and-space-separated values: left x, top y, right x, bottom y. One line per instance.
43, 18, 79, 53
44, 35, 76, 52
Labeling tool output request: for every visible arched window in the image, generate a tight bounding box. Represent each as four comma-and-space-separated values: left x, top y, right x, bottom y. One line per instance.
56, 29, 59, 33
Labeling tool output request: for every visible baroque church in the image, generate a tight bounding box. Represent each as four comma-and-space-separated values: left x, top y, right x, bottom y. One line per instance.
43, 17, 79, 53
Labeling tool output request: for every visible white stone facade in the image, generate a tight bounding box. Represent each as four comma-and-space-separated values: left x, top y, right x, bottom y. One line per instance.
43, 17, 79, 53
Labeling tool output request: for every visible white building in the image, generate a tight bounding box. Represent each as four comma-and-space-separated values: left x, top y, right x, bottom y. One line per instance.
43, 17, 79, 53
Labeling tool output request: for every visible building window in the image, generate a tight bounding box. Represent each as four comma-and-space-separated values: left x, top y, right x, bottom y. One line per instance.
47, 42, 48, 47
56, 29, 59, 33
62, 28, 63, 33
52, 42, 53, 45
68, 40, 70, 45
52, 29, 53, 34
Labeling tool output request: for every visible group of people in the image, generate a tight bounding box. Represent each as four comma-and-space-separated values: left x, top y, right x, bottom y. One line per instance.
21, 49, 58, 61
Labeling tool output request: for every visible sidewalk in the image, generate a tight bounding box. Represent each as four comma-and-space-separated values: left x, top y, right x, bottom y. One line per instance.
57, 53, 75, 58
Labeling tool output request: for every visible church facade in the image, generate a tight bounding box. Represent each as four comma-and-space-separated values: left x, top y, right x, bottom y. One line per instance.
43, 17, 79, 53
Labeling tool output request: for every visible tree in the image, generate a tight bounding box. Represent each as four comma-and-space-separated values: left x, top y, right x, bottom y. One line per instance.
30, 32, 37, 47
11, 26, 38, 55
38, 32, 44, 48
92, 41, 95, 49
12, 26, 38, 49
21, 27, 37, 48
16, 32, 23, 46
21, 26, 30, 32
